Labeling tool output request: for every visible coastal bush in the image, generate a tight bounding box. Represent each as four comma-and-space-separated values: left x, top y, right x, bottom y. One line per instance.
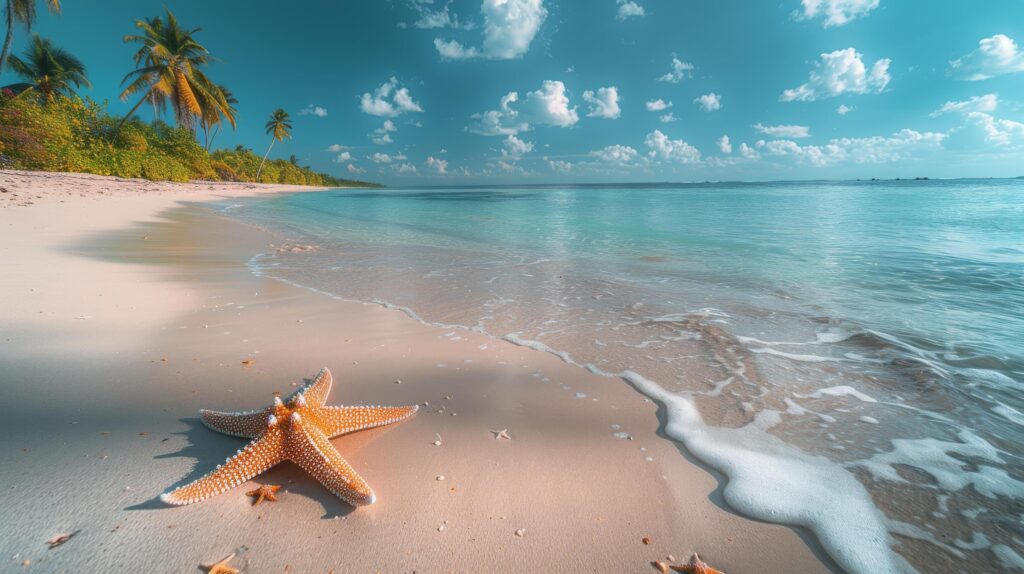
0, 91, 379, 187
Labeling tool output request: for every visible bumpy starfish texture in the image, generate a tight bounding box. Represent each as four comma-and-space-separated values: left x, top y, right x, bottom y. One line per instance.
669, 553, 725, 574
202, 553, 239, 574
161, 367, 418, 507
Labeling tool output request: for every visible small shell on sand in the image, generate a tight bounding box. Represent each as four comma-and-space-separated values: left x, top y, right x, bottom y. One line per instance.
652, 561, 670, 573
514, 528, 526, 537
436, 475, 445, 481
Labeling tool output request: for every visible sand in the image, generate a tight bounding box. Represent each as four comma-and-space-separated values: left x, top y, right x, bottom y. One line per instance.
0, 171, 835, 573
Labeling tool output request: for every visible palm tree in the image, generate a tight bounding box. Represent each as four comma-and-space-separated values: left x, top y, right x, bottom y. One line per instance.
116, 8, 233, 135
3, 33, 87, 101
256, 108, 291, 182
0, 0, 60, 74
201, 84, 237, 150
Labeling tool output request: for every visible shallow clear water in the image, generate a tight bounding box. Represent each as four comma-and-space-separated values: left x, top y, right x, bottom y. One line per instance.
221, 180, 1024, 572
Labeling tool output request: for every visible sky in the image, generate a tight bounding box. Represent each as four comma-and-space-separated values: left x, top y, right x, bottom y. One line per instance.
6, 0, 1024, 185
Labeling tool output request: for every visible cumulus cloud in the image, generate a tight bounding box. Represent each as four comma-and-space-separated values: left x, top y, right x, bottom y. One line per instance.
659, 113, 678, 123
739, 142, 760, 159
522, 80, 579, 127
931, 94, 998, 116
694, 92, 722, 112
327, 144, 350, 152
837, 104, 854, 115
644, 130, 701, 163
299, 104, 328, 117
658, 55, 694, 83
781, 48, 890, 102
434, 0, 547, 60
334, 151, 353, 162
949, 35, 1024, 81
371, 120, 398, 145
645, 99, 671, 111
797, 0, 879, 27
502, 134, 534, 159
467, 91, 527, 135
347, 164, 366, 174
371, 152, 394, 163
410, 1, 476, 30
590, 144, 638, 163
548, 159, 573, 172
755, 129, 946, 166
718, 135, 732, 154
426, 156, 449, 174
964, 112, 1024, 146
616, 0, 645, 19
754, 123, 811, 138
396, 163, 418, 174
360, 77, 424, 117
583, 86, 621, 119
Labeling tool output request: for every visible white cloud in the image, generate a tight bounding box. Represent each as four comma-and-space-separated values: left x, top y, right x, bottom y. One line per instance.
583, 86, 621, 119
755, 128, 946, 166
347, 164, 366, 175
523, 80, 579, 127
502, 134, 534, 160
797, 0, 879, 27
590, 144, 638, 163
327, 144, 350, 152
410, 1, 476, 30
694, 92, 722, 112
965, 112, 1024, 146
548, 159, 572, 172
371, 120, 398, 145
659, 112, 678, 123
299, 104, 328, 117
371, 152, 394, 163
739, 142, 760, 159
467, 91, 527, 135
658, 55, 694, 83
837, 104, 854, 115
754, 123, 811, 138
931, 94, 998, 116
616, 0, 645, 19
394, 152, 409, 161
781, 48, 890, 102
434, 0, 547, 60
644, 130, 701, 164
426, 156, 449, 174
718, 135, 732, 154
360, 77, 424, 117
950, 35, 1024, 81
334, 151, 353, 162
645, 99, 671, 112
396, 163, 418, 174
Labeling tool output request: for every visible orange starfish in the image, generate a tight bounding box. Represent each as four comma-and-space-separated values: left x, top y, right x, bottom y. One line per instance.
202, 552, 239, 574
670, 553, 725, 574
246, 484, 281, 505
161, 367, 418, 507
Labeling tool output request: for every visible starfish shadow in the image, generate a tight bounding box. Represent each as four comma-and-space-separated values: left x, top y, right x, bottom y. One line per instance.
125, 417, 245, 511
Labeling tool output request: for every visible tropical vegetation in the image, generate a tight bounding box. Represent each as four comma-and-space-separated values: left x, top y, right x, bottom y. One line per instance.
0, 6, 378, 187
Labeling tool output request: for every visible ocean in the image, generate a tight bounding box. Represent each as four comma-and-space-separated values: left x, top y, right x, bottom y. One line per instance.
218, 179, 1024, 572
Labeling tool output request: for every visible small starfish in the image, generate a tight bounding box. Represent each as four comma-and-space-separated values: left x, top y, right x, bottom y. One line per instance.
670, 553, 725, 574
161, 367, 418, 507
491, 429, 512, 440
202, 552, 239, 574
246, 484, 281, 505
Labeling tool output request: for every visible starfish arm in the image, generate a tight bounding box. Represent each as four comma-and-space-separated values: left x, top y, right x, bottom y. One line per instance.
200, 407, 273, 438
316, 404, 419, 438
161, 428, 284, 506
301, 367, 333, 407
287, 421, 376, 506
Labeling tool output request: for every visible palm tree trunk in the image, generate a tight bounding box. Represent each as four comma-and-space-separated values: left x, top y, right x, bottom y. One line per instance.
112, 91, 153, 138
256, 138, 275, 183
207, 124, 221, 151
0, 0, 14, 74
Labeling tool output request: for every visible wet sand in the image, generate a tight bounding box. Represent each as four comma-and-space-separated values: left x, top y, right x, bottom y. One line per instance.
0, 172, 834, 572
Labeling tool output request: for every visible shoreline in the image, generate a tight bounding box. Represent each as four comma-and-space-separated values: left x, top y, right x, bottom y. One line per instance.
0, 174, 832, 572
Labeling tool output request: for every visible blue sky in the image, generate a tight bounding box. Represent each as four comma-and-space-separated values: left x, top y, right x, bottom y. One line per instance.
7, 0, 1024, 184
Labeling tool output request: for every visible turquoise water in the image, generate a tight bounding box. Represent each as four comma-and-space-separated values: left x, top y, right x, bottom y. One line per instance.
222, 180, 1024, 572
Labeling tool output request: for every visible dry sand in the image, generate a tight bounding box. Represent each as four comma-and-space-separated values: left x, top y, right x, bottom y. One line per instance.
0, 171, 836, 573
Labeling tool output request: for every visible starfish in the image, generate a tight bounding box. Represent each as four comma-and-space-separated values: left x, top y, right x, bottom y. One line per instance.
669, 553, 725, 574
246, 484, 281, 505
202, 553, 239, 574
161, 367, 418, 507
